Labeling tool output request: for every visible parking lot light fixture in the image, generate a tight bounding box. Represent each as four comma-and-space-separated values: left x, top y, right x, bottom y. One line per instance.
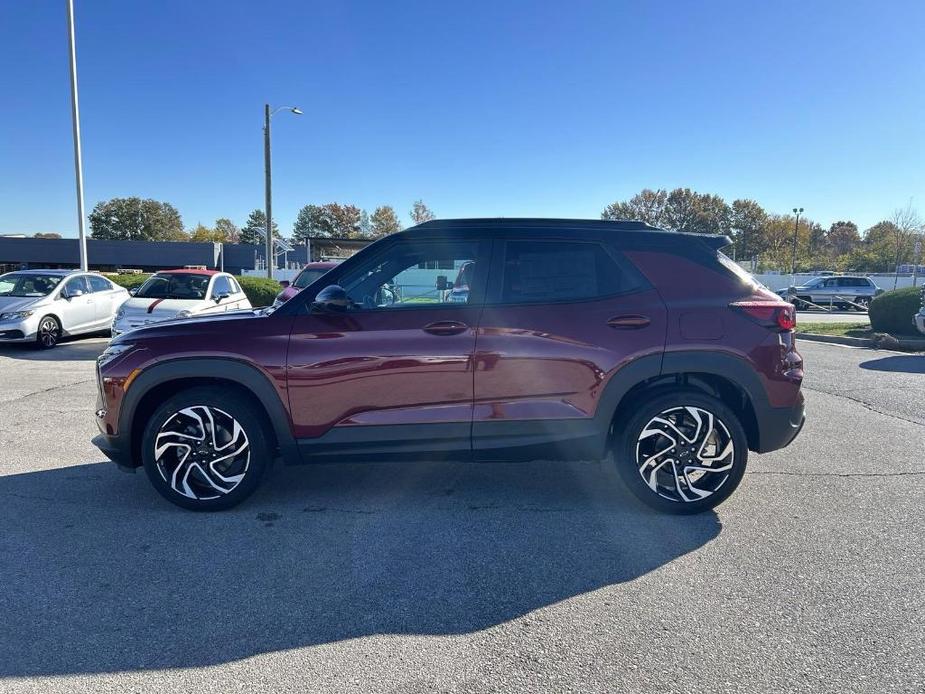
790, 207, 804, 284
263, 104, 302, 279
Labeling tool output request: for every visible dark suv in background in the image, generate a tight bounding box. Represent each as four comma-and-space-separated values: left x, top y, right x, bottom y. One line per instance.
93, 219, 805, 513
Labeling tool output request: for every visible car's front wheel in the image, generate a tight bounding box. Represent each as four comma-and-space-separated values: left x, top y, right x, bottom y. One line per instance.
35, 315, 61, 349
141, 387, 271, 510
614, 391, 748, 514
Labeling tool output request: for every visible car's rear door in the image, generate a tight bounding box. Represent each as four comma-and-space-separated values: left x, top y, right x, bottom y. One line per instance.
472, 237, 666, 461
286, 236, 491, 460
86, 275, 120, 326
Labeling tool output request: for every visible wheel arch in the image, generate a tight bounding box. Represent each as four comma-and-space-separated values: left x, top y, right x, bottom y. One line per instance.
120, 358, 299, 467
598, 350, 768, 452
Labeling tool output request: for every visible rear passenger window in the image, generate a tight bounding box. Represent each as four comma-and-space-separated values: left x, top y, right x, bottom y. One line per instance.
87, 275, 113, 292
500, 241, 626, 303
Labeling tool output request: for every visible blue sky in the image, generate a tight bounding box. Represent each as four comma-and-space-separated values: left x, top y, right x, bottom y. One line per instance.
2, 1, 923, 237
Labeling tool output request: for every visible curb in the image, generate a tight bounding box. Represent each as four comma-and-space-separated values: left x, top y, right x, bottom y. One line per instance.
798, 332, 925, 351
797, 333, 873, 348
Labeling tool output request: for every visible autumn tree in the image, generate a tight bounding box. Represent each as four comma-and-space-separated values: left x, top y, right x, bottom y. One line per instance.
826, 221, 860, 257
292, 203, 365, 242
189, 224, 216, 242
410, 200, 435, 225
369, 205, 401, 237
89, 197, 186, 241
729, 199, 768, 261
214, 218, 241, 244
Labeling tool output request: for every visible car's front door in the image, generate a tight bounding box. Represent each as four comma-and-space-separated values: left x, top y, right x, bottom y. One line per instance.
472, 238, 666, 461
286, 237, 491, 460
58, 276, 96, 333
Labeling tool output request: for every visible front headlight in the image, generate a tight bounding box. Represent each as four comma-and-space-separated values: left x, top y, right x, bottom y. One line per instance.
175, 310, 193, 319
114, 307, 125, 321
97, 343, 135, 367
0, 310, 34, 322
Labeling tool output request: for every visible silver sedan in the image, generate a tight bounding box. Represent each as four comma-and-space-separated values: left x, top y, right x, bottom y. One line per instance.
0, 269, 129, 348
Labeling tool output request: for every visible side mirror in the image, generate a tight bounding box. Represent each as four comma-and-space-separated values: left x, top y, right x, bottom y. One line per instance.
64, 288, 84, 300
436, 275, 453, 291
214, 292, 230, 303
129, 287, 138, 296
279, 280, 291, 289
310, 284, 349, 313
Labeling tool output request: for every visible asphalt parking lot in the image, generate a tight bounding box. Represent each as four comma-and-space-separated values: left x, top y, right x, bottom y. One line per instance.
1, 338, 922, 693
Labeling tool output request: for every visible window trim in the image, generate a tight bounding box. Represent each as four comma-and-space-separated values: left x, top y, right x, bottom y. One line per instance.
484, 238, 648, 307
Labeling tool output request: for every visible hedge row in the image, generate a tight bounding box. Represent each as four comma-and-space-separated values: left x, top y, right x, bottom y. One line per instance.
868, 286, 922, 336
109, 273, 283, 308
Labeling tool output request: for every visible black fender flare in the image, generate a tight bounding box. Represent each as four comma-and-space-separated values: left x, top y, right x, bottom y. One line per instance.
119, 357, 300, 465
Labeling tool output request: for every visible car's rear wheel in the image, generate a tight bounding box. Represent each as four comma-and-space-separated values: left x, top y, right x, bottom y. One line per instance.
141, 387, 270, 511
854, 296, 870, 311
614, 391, 748, 514
35, 316, 61, 349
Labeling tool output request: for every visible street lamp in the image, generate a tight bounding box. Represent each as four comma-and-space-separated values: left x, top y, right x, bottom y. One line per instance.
790, 207, 804, 283
66, 0, 88, 271
263, 104, 301, 279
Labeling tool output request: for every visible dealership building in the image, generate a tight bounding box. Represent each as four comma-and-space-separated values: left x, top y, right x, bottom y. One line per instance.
0, 235, 372, 275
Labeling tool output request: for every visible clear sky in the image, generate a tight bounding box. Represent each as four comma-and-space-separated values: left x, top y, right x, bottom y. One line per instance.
2, 0, 923, 237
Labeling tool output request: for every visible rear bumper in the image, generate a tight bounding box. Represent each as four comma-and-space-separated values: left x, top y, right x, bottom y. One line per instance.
755, 392, 805, 453
91, 433, 137, 471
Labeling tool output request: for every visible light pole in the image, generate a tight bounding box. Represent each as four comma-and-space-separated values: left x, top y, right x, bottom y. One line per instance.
790, 207, 803, 283
66, 0, 88, 271
263, 104, 302, 279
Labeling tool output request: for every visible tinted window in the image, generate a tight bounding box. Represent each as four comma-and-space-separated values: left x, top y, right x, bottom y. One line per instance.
339, 240, 486, 309
87, 275, 113, 292
294, 268, 330, 288
499, 241, 625, 303
212, 276, 233, 297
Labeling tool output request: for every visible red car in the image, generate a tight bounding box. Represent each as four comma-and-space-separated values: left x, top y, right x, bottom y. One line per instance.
272, 261, 339, 307
93, 218, 804, 513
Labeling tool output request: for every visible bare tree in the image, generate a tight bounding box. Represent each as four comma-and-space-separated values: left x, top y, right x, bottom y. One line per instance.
891, 202, 922, 288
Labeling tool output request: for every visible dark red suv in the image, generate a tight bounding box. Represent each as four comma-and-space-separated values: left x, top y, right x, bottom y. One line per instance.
93, 219, 804, 513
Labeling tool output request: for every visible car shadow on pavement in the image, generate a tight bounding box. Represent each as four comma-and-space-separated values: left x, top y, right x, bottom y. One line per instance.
0, 458, 720, 677
858, 355, 925, 373
0, 336, 108, 362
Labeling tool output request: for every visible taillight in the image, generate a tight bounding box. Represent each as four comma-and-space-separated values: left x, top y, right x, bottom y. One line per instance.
730, 301, 796, 332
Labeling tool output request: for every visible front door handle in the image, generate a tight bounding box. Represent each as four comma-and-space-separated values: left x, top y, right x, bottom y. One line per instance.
607, 315, 650, 329
422, 321, 469, 336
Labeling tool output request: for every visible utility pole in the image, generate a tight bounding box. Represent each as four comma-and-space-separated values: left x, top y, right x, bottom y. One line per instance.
790, 207, 803, 284
264, 103, 273, 279
66, 0, 88, 271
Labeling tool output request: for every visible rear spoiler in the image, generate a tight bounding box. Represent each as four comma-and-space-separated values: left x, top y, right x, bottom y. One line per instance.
673, 231, 732, 251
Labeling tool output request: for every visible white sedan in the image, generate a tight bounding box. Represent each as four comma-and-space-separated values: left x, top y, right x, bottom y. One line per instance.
111, 270, 251, 337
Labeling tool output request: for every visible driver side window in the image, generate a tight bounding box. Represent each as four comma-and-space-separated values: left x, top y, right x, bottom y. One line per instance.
339, 240, 488, 310
63, 277, 89, 297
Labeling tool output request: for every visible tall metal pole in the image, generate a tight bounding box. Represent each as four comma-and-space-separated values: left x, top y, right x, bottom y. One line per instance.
263, 104, 273, 279
790, 207, 803, 283
66, 0, 88, 271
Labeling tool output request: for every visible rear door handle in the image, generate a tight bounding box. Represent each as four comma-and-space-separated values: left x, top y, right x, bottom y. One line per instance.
607, 315, 650, 329
422, 321, 469, 336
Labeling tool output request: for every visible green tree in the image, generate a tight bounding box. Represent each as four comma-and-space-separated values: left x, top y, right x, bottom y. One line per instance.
240, 209, 280, 246
89, 197, 186, 241
410, 199, 435, 225
729, 199, 768, 261
601, 189, 667, 225
369, 205, 401, 237
292, 203, 364, 241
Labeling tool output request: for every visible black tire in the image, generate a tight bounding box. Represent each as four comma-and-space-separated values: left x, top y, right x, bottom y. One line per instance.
35, 315, 61, 349
141, 386, 271, 511
613, 390, 748, 514
854, 297, 870, 311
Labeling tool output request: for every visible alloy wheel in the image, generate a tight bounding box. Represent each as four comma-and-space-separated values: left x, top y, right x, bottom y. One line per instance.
154, 405, 250, 500
635, 406, 735, 503
38, 318, 59, 348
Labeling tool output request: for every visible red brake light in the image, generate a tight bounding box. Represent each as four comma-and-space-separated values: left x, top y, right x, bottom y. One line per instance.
730, 301, 796, 332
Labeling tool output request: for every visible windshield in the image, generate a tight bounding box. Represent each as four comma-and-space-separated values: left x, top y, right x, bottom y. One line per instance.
0, 273, 63, 297
134, 273, 210, 300
294, 268, 331, 289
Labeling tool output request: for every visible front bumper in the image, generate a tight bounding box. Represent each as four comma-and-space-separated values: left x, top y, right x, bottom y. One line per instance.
0, 316, 39, 342
92, 433, 137, 471
756, 391, 806, 453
